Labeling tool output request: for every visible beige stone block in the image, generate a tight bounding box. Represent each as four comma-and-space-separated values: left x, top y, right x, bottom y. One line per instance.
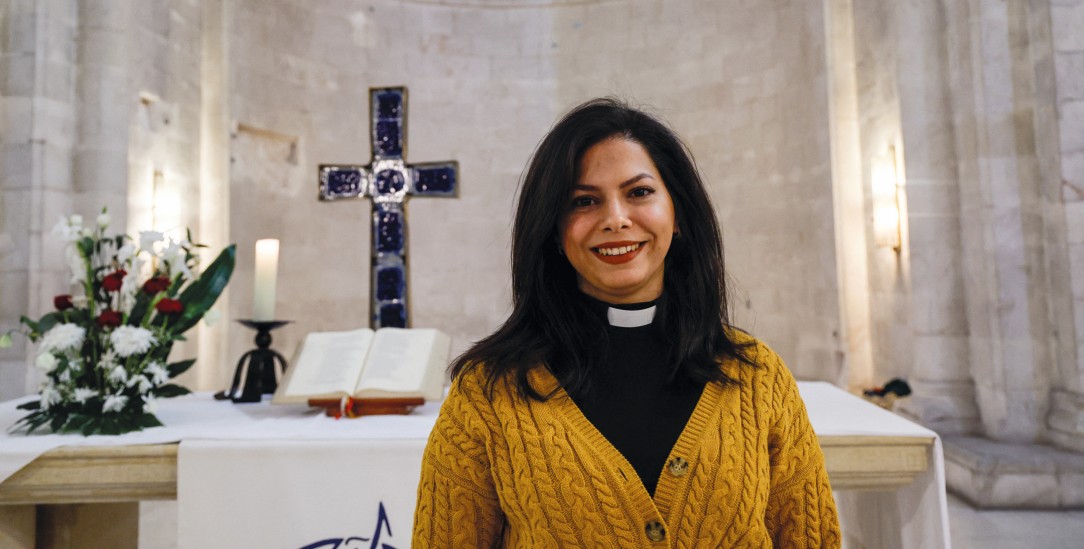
1061, 148, 1084, 195
1066, 202, 1084, 244
911, 334, 970, 379
1061, 99, 1084, 153
1052, 3, 1084, 51
2, 13, 37, 54
0, 53, 35, 96
1069, 244, 1084, 298
0, 99, 34, 146
1056, 52, 1084, 101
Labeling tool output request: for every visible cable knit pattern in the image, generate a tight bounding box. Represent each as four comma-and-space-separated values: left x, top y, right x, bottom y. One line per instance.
413, 334, 841, 548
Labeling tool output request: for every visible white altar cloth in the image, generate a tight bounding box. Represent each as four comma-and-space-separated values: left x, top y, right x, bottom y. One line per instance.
0, 383, 949, 548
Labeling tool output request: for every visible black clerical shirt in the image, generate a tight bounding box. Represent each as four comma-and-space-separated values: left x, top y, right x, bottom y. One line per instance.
568, 296, 706, 497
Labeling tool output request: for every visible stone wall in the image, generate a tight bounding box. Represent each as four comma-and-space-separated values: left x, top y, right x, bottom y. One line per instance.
0, 0, 77, 400
1044, 0, 1084, 452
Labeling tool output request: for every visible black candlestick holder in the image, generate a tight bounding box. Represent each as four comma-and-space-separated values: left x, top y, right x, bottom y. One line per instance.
215, 319, 291, 403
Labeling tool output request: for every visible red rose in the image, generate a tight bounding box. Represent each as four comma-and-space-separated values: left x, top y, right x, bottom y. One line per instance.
96, 309, 122, 327
54, 295, 73, 310
155, 298, 184, 314
102, 270, 127, 292
142, 276, 171, 295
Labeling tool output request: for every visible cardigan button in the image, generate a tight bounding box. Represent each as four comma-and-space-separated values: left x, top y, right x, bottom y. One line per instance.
667, 457, 689, 477
645, 521, 666, 542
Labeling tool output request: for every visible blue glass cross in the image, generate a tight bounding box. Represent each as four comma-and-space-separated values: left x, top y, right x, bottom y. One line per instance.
318, 87, 459, 328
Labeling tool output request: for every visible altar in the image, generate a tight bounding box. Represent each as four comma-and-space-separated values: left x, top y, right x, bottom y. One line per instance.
0, 382, 948, 548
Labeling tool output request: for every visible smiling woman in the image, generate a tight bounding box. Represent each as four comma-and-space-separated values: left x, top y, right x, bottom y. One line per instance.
412, 98, 841, 548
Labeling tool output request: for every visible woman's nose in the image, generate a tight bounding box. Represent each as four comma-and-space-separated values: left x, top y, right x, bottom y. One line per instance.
601, 201, 631, 232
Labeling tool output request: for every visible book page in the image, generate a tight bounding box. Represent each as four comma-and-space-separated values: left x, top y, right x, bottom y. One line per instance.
277, 328, 374, 401
355, 328, 450, 400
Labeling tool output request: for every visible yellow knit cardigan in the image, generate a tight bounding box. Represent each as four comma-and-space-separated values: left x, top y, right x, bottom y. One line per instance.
413, 336, 841, 548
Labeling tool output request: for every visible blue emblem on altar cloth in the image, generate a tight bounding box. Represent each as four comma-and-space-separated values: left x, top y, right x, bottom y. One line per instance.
298, 502, 396, 549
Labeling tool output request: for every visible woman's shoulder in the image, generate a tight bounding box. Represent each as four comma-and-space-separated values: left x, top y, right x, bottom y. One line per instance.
721, 327, 794, 384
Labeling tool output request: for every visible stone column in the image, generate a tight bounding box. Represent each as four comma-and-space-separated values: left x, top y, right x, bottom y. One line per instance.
72, 0, 131, 226
891, 0, 981, 434
197, 0, 233, 391
0, 0, 78, 400
943, 0, 1057, 443
823, 0, 876, 391
1039, 0, 1084, 452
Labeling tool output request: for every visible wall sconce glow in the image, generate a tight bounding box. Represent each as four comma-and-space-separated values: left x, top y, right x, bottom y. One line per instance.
871, 150, 903, 253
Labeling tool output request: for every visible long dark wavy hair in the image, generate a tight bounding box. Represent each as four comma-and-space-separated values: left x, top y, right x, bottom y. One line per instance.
451, 97, 753, 400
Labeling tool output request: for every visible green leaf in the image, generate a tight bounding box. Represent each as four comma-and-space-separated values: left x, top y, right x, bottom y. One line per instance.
129, 290, 152, 326
138, 414, 164, 428
100, 418, 122, 436
167, 359, 196, 377
65, 414, 93, 433
81, 417, 102, 436
20, 413, 51, 435
154, 384, 191, 398
169, 245, 236, 334
37, 312, 62, 334
16, 400, 41, 411
49, 413, 66, 432
19, 315, 40, 336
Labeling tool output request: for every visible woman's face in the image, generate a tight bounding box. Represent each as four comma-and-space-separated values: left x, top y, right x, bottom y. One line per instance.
559, 137, 676, 304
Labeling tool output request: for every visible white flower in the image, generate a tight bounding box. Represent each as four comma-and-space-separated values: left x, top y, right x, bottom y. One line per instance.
109, 326, 156, 358
67, 247, 85, 284
40, 323, 85, 352
107, 365, 128, 385
142, 395, 158, 413
71, 294, 88, 308
127, 374, 153, 393
203, 308, 221, 327
96, 212, 111, 228
51, 216, 82, 242
69, 214, 83, 226
145, 361, 170, 385
35, 353, 58, 372
58, 368, 71, 383
162, 241, 193, 280
140, 231, 164, 252
40, 386, 61, 410
103, 394, 128, 413
79, 227, 93, 238
74, 387, 98, 403
119, 270, 140, 314
117, 242, 136, 263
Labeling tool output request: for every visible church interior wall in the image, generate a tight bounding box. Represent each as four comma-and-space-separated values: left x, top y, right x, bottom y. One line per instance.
0, 0, 78, 400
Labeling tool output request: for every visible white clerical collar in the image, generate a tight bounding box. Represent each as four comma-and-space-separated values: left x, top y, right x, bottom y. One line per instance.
607, 305, 656, 328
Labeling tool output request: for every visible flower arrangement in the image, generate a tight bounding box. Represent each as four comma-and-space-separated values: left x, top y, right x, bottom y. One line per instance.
2, 209, 235, 435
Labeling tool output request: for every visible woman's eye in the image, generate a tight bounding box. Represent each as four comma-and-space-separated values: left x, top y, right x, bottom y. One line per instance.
630, 187, 655, 198
571, 196, 596, 208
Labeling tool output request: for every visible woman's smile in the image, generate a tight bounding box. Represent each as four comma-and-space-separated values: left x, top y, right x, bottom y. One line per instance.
592, 241, 644, 263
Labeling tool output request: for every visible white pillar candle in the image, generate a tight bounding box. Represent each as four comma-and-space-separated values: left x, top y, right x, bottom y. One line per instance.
253, 239, 279, 321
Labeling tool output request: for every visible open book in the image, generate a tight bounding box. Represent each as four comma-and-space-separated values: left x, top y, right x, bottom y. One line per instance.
272, 328, 451, 405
